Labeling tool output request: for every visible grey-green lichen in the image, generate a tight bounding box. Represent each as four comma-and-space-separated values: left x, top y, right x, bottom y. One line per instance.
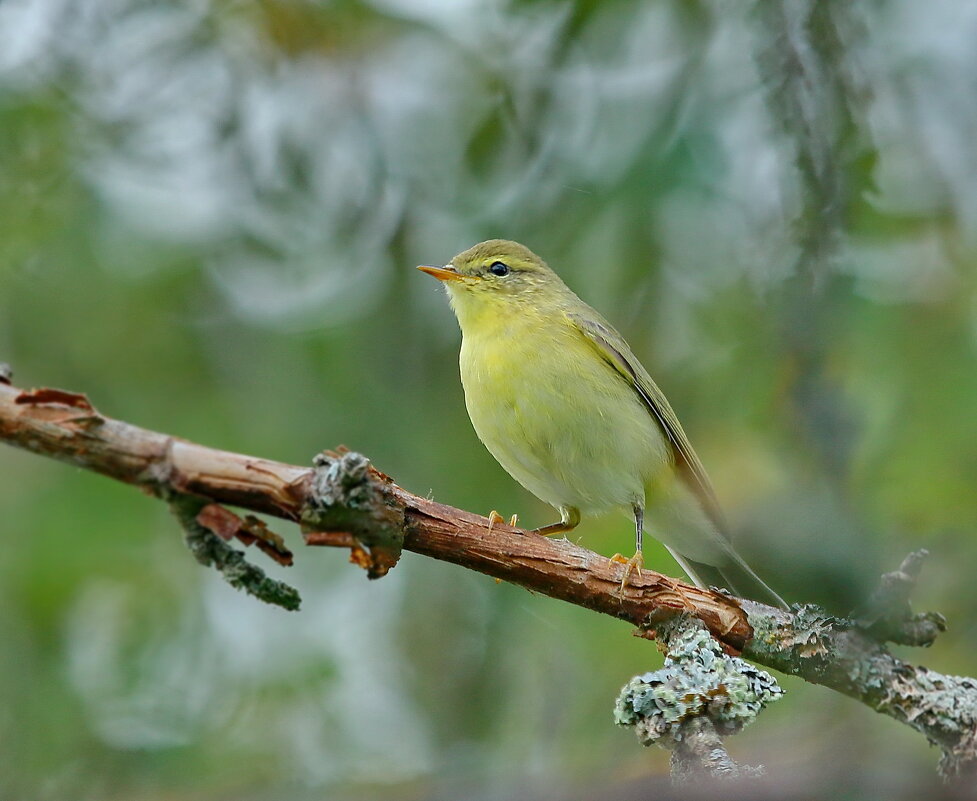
306, 451, 375, 510
615, 619, 784, 747
171, 495, 301, 611
744, 603, 911, 699
739, 598, 977, 779
302, 451, 404, 579
744, 603, 840, 665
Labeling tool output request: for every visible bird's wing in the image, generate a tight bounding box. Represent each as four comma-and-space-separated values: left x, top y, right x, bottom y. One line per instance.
568, 312, 728, 537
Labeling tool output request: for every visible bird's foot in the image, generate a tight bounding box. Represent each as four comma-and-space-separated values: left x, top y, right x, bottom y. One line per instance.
531, 507, 581, 538
610, 550, 644, 590
532, 521, 573, 537
487, 510, 518, 534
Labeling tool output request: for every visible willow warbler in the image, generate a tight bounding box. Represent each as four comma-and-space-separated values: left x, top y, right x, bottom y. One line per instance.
419, 240, 786, 608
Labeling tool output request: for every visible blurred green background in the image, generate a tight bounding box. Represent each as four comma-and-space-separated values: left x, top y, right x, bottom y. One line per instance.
2, 0, 977, 798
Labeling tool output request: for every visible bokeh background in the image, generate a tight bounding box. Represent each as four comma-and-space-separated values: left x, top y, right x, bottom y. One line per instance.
2, 0, 977, 798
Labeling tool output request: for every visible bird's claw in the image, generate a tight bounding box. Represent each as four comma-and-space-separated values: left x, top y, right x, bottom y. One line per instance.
487, 510, 503, 534
610, 550, 644, 590
487, 510, 518, 534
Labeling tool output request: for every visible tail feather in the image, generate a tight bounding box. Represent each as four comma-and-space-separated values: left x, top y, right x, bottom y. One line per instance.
666, 546, 788, 610
646, 481, 787, 609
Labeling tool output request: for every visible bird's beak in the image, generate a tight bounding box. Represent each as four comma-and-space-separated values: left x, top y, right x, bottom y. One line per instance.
417, 264, 468, 282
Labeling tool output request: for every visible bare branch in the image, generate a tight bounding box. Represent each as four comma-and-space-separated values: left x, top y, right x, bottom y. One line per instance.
0, 381, 750, 649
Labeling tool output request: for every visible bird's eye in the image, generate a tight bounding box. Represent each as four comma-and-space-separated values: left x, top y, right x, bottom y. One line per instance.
489, 261, 510, 276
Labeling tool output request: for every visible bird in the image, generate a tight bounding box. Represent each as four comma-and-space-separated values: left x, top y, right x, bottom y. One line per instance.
418, 239, 786, 609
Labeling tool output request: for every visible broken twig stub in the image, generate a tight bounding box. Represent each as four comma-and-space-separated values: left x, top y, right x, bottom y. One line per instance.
302, 451, 405, 579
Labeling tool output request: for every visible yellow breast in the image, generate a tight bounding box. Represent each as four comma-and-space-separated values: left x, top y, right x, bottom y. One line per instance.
456, 307, 668, 515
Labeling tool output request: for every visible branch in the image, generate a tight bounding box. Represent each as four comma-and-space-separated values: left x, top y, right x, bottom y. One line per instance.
171, 494, 301, 610
615, 615, 779, 781
1, 377, 975, 779
856, 549, 947, 647
0, 381, 749, 647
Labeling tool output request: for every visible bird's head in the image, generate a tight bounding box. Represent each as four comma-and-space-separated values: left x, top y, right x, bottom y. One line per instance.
418, 240, 566, 324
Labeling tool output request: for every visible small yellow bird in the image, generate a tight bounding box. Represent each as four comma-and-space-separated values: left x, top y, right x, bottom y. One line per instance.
419, 239, 786, 608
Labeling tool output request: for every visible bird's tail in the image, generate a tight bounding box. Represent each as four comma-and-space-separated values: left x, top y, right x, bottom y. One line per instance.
666, 546, 788, 610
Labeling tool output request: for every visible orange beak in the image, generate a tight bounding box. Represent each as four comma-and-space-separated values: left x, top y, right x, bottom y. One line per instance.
417, 264, 467, 282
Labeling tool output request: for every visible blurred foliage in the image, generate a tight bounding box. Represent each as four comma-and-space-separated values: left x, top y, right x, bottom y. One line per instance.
2, 0, 977, 798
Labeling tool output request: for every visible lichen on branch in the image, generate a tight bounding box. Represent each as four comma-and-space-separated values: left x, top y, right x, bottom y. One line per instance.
616, 616, 784, 743
616, 615, 783, 777
171, 494, 301, 611
0, 376, 975, 780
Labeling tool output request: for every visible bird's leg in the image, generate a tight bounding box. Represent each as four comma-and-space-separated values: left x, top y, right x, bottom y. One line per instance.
533, 506, 580, 537
610, 505, 644, 589
487, 510, 520, 534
